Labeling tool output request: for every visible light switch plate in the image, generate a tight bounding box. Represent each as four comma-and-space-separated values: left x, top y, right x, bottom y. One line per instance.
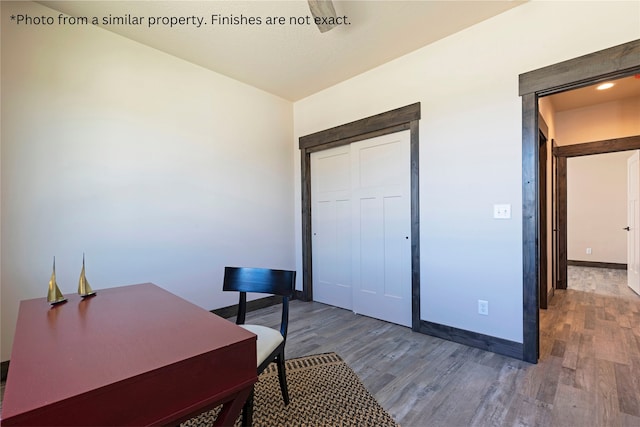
494, 204, 511, 219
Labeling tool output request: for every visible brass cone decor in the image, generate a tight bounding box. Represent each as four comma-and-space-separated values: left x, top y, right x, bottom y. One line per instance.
47, 257, 67, 305
78, 253, 96, 297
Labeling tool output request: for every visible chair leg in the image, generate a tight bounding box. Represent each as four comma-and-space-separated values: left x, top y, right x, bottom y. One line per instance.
276, 351, 289, 405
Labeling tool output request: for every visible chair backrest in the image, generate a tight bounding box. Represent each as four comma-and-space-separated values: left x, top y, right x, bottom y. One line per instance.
223, 267, 296, 339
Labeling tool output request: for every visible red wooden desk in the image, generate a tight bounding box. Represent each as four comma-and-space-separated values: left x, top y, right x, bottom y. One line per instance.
1, 283, 256, 426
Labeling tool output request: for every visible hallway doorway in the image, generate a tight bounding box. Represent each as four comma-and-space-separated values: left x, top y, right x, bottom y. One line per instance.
519, 39, 640, 363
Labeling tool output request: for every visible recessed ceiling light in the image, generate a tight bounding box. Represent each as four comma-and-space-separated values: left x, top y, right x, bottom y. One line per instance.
596, 82, 615, 90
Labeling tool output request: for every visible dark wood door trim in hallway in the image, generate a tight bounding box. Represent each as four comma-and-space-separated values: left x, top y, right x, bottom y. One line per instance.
539, 127, 549, 310
554, 135, 640, 157
553, 134, 640, 291
519, 39, 640, 363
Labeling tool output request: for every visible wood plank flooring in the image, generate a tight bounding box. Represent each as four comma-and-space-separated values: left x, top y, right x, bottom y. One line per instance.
248, 266, 640, 426
567, 266, 637, 299
1, 266, 639, 426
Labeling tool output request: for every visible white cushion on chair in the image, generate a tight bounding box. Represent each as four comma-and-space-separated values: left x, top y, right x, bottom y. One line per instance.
240, 324, 284, 367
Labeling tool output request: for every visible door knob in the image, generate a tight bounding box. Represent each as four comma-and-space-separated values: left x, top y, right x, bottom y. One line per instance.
624, 226, 631, 231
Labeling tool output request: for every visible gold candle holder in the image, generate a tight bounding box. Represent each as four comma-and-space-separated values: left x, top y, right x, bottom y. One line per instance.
78, 253, 96, 298
47, 257, 67, 305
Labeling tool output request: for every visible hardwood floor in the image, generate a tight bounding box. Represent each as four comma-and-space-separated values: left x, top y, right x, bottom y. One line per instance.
1, 267, 638, 426
247, 266, 640, 426
567, 265, 637, 299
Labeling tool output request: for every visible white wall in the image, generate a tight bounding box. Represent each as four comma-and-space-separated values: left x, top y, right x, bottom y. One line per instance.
556, 97, 640, 145
2, 1, 638, 362
293, 1, 640, 343
557, 97, 640, 265
567, 152, 629, 264
1, 1, 294, 361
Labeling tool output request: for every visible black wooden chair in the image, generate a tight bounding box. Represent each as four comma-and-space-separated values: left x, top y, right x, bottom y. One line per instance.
223, 266, 296, 422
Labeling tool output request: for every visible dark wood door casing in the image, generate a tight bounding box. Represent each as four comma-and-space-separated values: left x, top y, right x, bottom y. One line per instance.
539, 131, 548, 310
557, 156, 568, 290
551, 139, 558, 298
298, 103, 422, 331
519, 39, 640, 363
554, 134, 640, 292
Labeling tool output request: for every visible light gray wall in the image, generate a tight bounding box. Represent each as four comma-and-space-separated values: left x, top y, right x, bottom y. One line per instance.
2, 0, 639, 361
567, 152, 630, 264
557, 95, 640, 264
293, 1, 640, 343
1, 1, 294, 361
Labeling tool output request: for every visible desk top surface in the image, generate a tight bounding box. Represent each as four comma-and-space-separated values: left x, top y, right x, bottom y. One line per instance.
1, 283, 255, 421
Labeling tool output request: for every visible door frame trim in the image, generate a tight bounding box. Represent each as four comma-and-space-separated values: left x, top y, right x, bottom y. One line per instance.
555, 135, 640, 157
554, 135, 640, 290
538, 116, 549, 310
519, 39, 640, 363
299, 102, 422, 331
551, 138, 558, 300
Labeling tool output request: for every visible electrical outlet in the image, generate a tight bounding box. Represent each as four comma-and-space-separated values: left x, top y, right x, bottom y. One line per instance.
586, 248, 592, 255
493, 204, 511, 219
478, 300, 489, 316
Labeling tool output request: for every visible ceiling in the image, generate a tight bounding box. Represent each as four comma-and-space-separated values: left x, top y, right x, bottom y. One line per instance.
40, 0, 526, 101
547, 74, 640, 112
